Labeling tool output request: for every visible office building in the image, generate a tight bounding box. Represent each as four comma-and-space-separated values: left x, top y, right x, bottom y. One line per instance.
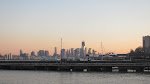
85, 47, 87, 55
31, 51, 35, 56
75, 48, 80, 56
71, 48, 75, 56
20, 49, 23, 56
61, 49, 66, 59
80, 41, 86, 58
88, 48, 92, 54
54, 47, 57, 54
82, 41, 85, 47
45, 51, 49, 56
38, 50, 45, 56
6, 53, 12, 60
143, 36, 150, 54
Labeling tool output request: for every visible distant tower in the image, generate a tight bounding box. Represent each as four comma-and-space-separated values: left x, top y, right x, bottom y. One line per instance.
93, 49, 95, 55
31, 51, 35, 56
61, 49, 66, 59
61, 38, 62, 60
82, 41, 85, 47
7, 53, 12, 60
85, 47, 87, 55
45, 51, 49, 56
71, 48, 74, 56
20, 49, 22, 56
38, 50, 44, 56
88, 48, 92, 54
81, 41, 86, 58
55, 47, 57, 54
66, 49, 69, 57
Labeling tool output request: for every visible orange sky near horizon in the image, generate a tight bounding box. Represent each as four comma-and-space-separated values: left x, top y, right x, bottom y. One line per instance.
0, 0, 150, 56
0, 34, 143, 55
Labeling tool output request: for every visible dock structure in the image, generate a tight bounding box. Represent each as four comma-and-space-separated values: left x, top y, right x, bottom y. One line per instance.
0, 60, 150, 72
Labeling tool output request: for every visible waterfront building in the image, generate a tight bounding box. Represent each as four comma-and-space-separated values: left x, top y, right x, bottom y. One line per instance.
53, 47, 59, 59
0, 54, 5, 60
12, 55, 23, 60
69, 49, 70, 56
31, 51, 36, 56
61, 49, 66, 59
20, 49, 23, 56
75, 48, 80, 56
143, 36, 150, 54
71, 48, 75, 56
38, 50, 45, 56
80, 41, 86, 58
19, 50, 28, 60
75, 48, 80, 60
88, 48, 92, 54
21, 53, 28, 60
6, 53, 12, 60
45, 51, 49, 56
55, 47, 57, 54
66, 49, 68, 58
85, 47, 87, 55
93, 49, 96, 55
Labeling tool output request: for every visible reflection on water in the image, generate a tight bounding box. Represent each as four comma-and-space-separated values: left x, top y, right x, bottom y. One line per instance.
0, 70, 150, 84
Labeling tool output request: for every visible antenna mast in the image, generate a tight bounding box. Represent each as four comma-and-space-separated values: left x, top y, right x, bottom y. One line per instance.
61, 38, 62, 49
61, 38, 62, 63
101, 42, 103, 54
101, 42, 103, 60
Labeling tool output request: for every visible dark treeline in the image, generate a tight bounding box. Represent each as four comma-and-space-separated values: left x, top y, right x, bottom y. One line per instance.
129, 46, 150, 59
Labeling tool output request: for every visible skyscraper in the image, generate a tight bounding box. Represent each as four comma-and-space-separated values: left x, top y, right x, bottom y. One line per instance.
75, 48, 80, 56
81, 41, 85, 58
66, 49, 69, 58
31, 51, 35, 56
20, 50, 28, 60
75, 48, 80, 60
88, 48, 92, 54
143, 36, 150, 54
85, 47, 87, 55
71, 48, 74, 56
54, 47, 57, 54
45, 51, 49, 56
38, 50, 45, 56
20, 49, 22, 56
61, 49, 66, 59
82, 41, 85, 47
6, 53, 11, 60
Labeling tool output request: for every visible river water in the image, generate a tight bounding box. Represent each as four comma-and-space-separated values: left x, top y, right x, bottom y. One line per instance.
0, 70, 150, 84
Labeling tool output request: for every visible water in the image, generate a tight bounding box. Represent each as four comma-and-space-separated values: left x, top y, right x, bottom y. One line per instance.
0, 70, 150, 84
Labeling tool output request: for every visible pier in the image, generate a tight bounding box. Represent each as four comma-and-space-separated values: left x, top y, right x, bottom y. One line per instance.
0, 60, 150, 72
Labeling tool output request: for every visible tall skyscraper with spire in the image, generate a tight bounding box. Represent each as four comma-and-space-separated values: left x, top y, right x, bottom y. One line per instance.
82, 41, 85, 47
80, 41, 86, 58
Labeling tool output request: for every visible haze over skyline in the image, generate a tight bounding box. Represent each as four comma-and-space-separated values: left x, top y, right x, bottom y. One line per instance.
0, 0, 150, 55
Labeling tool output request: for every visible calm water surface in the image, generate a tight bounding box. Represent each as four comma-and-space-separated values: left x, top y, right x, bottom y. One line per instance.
0, 70, 150, 84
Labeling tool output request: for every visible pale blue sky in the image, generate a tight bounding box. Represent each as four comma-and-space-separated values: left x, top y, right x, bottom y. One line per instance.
0, 0, 150, 55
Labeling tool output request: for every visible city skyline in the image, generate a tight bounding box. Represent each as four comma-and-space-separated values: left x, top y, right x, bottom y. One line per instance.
0, 0, 150, 55
0, 39, 145, 56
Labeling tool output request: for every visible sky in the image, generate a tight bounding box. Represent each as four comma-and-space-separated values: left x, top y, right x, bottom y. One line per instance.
0, 0, 150, 55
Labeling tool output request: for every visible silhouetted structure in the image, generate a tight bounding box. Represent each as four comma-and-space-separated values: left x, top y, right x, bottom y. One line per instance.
38, 50, 45, 56
31, 51, 36, 56
45, 51, 49, 56
143, 36, 150, 58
